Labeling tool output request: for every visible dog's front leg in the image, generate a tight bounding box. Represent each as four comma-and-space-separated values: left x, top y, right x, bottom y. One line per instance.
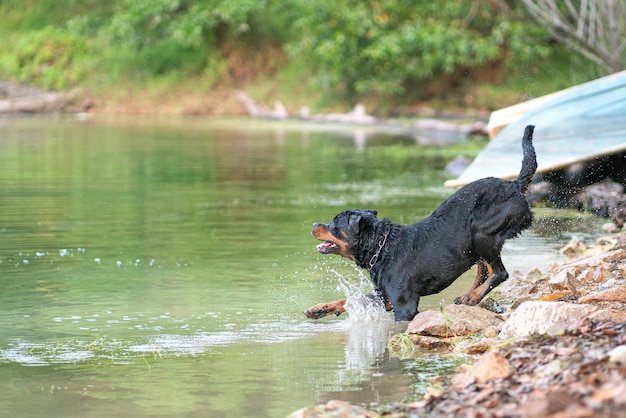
304, 299, 346, 319
369, 288, 393, 311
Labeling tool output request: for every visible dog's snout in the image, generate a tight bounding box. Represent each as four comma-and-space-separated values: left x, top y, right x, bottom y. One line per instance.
312, 222, 329, 238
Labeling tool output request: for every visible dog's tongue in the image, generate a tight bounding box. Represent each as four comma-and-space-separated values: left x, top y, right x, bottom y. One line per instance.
317, 241, 334, 251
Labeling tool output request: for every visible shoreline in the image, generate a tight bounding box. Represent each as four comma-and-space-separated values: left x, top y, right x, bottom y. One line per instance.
290, 227, 626, 418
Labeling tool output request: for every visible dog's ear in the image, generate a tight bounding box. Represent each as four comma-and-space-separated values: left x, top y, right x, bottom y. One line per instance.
348, 210, 377, 234
348, 213, 362, 234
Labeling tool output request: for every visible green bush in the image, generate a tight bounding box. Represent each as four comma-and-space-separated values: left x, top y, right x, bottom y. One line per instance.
0, 26, 89, 90
282, 0, 552, 100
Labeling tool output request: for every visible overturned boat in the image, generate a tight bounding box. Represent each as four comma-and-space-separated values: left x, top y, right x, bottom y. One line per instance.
445, 71, 626, 188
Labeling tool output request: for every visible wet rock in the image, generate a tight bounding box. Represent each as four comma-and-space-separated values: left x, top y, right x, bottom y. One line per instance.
288, 400, 380, 418
530, 174, 626, 227
407, 335, 454, 350
445, 155, 471, 177
560, 236, 587, 258
406, 304, 503, 338
461, 338, 500, 354
499, 301, 598, 340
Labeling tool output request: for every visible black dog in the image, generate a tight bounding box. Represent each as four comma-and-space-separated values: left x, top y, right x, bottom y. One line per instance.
305, 125, 537, 321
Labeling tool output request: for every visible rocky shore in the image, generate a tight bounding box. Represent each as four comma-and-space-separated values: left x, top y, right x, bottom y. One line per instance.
290, 228, 626, 418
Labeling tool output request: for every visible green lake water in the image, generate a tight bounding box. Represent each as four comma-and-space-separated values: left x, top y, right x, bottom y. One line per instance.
0, 116, 595, 417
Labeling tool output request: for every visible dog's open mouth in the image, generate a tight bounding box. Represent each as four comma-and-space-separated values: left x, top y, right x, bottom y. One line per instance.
316, 241, 339, 254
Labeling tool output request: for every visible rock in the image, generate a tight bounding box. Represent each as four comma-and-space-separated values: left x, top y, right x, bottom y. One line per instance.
404, 320, 626, 418
462, 338, 500, 354
537, 290, 576, 301
288, 400, 380, 418
518, 390, 593, 418
596, 235, 619, 250
576, 268, 595, 283
607, 345, 626, 363
560, 236, 587, 258
578, 285, 626, 303
499, 301, 598, 339
602, 222, 618, 233
450, 350, 512, 390
586, 308, 626, 324
488, 268, 550, 306
406, 304, 503, 338
548, 268, 581, 292
408, 335, 453, 350
560, 249, 626, 270
445, 155, 472, 177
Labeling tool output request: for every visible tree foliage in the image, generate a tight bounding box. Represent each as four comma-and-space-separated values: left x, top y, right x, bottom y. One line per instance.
282, 0, 551, 97
65, 0, 268, 76
0, 0, 596, 104
1, 26, 88, 90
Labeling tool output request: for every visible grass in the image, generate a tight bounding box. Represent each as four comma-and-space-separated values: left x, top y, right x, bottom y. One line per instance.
388, 333, 419, 359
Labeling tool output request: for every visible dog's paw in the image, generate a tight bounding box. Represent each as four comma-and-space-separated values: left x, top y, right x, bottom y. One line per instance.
454, 293, 482, 306
454, 294, 478, 305
304, 300, 346, 319
304, 305, 332, 319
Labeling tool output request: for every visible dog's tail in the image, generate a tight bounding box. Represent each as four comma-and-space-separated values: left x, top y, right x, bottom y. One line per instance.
516, 125, 537, 193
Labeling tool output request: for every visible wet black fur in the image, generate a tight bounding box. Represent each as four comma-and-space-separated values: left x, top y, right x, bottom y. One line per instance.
315, 125, 537, 321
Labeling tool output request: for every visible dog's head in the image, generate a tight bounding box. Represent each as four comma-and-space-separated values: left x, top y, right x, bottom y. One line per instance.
312, 209, 379, 262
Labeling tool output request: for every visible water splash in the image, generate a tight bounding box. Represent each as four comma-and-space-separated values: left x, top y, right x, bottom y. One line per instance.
303, 267, 397, 378
329, 268, 391, 324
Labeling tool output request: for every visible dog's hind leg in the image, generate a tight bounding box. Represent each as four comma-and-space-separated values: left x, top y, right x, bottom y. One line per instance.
454, 258, 490, 305
457, 256, 508, 306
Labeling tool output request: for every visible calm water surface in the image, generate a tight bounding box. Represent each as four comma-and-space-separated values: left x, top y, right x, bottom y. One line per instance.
0, 116, 596, 417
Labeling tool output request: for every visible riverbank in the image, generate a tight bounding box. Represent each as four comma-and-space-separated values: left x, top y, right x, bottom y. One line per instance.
290, 226, 626, 418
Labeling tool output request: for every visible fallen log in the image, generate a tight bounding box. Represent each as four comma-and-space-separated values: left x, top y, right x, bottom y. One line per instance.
0, 92, 74, 114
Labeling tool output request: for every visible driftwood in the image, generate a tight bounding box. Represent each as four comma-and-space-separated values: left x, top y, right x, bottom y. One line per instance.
235, 90, 287, 119
300, 103, 379, 124
236, 90, 489, 147
236, 90, 380, 124
0, 81, 74, 114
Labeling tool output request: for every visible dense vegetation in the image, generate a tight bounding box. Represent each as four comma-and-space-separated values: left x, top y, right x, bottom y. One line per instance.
0, 0, 613, 113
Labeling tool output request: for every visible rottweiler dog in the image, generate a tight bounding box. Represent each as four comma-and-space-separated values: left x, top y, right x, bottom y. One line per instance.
305, 125, 537, 321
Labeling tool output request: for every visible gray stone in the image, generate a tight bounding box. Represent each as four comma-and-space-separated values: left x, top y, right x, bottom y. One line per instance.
499, 301, 598, 339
